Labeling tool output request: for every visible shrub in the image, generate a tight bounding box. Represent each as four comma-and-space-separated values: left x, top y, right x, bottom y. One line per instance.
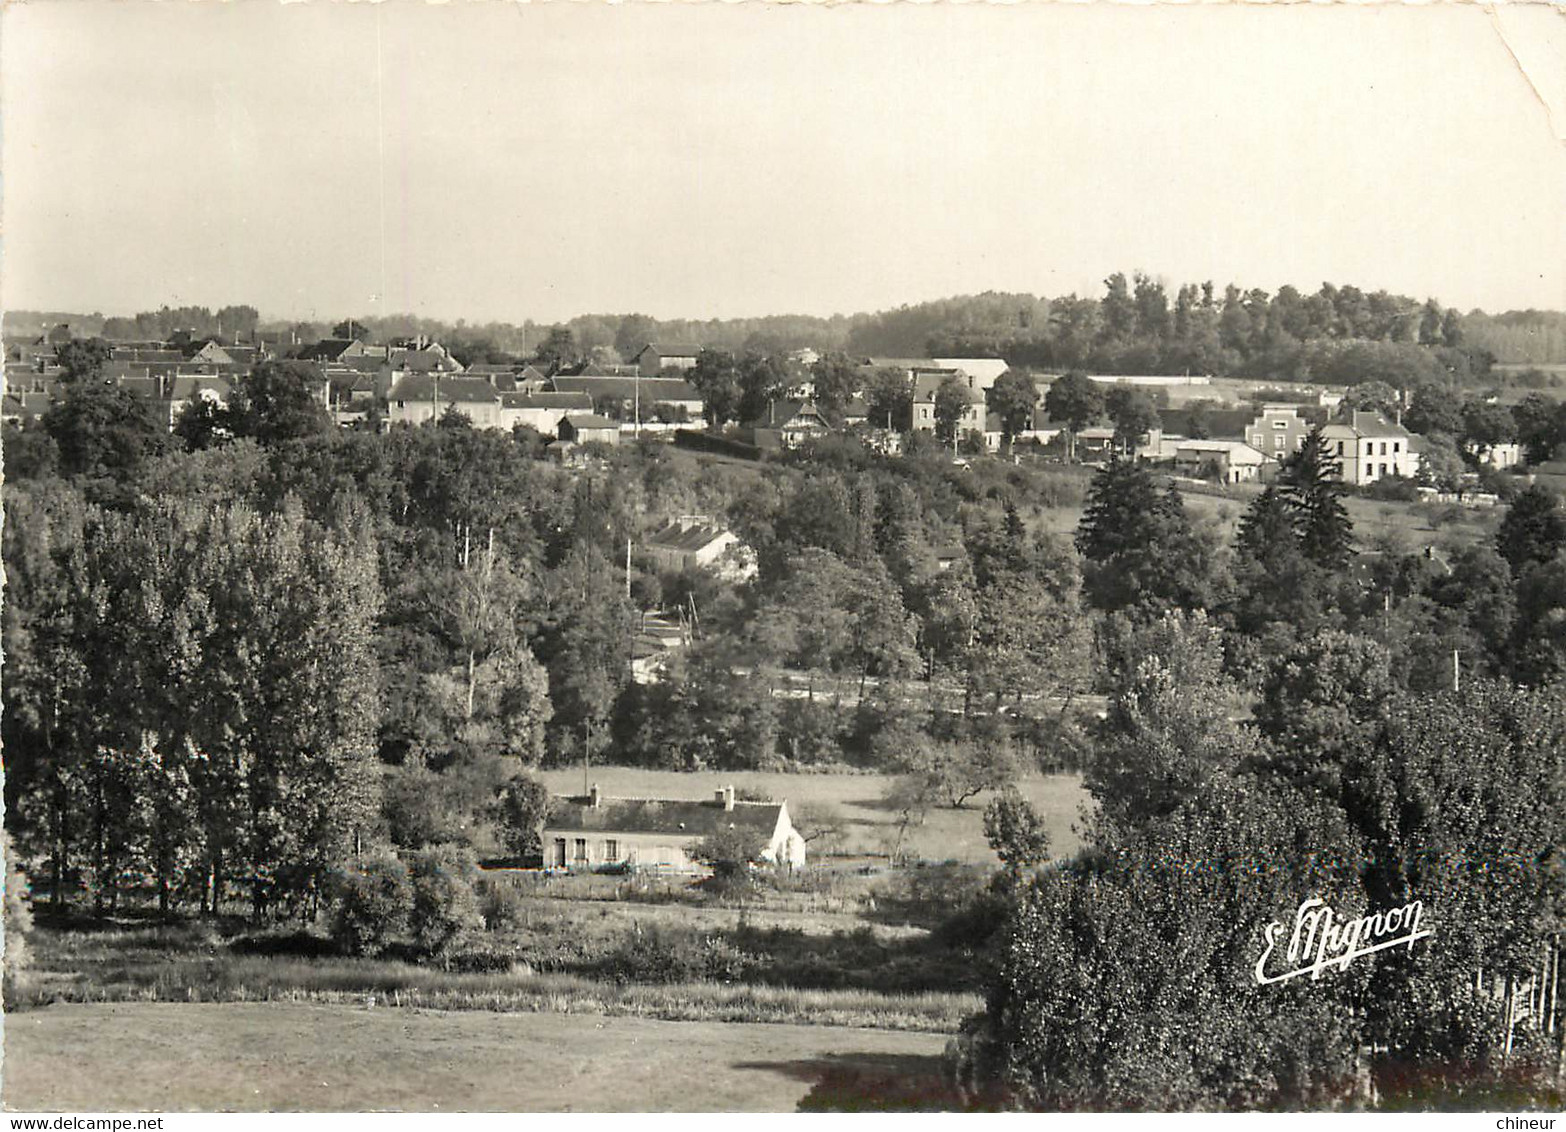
475, 874, 526, 932
601, 926, 759, 984
442, 943, 522, 974
230, 929, 338, 958
692, 826, 766, 882
1362, 474, 1419, 502
329, 851, 411, 957
407, 844, 485, 958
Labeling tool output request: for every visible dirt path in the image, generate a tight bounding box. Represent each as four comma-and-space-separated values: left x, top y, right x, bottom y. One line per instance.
3, 1001, 957, 1112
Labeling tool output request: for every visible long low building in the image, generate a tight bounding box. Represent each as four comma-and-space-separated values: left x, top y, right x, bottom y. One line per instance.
540, 785, 806, 872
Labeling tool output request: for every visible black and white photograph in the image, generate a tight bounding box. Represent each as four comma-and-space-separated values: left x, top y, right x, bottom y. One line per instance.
1, 0, 1564, 1117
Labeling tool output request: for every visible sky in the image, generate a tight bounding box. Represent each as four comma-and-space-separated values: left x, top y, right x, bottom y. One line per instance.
3, 2, 1564, 325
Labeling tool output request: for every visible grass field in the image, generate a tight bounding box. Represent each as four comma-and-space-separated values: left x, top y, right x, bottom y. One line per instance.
535, 767, 1088, 862
2, 1002, 957, 1112
1030, 475, 1499, 553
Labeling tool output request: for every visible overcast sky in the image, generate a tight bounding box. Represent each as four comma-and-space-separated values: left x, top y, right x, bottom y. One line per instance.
4, 2, 1564, 325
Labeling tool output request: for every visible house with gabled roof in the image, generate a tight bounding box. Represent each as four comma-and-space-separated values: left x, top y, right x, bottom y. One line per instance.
1320, 409, 1417, 485
539, 784, 806, 872
933, 357, 1009, 393
1171, 439, 1271, 484
388, 345, 464, 375
386, 374, 502, 428
558, 413, 621, 445
295, 338, 362, 364
912, 371, 985, 438
643, 516, 756, 581
633, 343, 703, 376
498, 390, 594, 434
744, 398, 831, 450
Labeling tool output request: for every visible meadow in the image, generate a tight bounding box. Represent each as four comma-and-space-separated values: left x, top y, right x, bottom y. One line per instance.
2, 1002, 957, 1112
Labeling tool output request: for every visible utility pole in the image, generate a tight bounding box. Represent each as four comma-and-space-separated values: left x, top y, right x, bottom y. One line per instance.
626, 537, 632, 601
1453, 648, 1461, 693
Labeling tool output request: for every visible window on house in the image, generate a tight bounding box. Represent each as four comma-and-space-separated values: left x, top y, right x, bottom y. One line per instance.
1337, 441, 1345, 455
1274, 435, 1285, 449
1366, 443, 1373, 455
1272, 420, 1287, 429
1393, 442, 1400, 453
553, 839, 567, 868
1380, 442, 1388, 455
1380, 463, 1388, 476
574, 838, 588, 863
604, 840, 619, 861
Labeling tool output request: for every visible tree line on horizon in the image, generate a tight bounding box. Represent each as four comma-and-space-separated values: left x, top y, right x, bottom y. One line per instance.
10, 278, 1566, 372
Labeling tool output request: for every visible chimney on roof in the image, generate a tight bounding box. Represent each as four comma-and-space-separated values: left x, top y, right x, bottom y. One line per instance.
589, 783, 602, 809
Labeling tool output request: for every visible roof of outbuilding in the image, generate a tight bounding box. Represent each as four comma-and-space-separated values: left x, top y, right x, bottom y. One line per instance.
645, 520, 733, 553
542, 796, 782, 838
562, 413, 620, 430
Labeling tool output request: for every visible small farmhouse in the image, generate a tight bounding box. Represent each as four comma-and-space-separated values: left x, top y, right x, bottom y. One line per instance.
744, 399, 831, 450
540, 785, 806, 872
1171, 439, 1271, 483
643, 516, 756, 581
558, 413, 622, 445
634, 343, 703, 376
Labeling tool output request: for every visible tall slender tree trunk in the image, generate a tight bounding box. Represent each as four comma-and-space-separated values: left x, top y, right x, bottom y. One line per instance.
51, 777, 68, 911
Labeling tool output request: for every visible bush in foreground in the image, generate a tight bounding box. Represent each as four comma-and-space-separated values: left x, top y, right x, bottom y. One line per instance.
407, 844, 485, 958
329, 851, 412, 957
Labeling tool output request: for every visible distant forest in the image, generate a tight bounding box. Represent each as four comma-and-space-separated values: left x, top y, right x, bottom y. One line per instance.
9, 276, 1566, 377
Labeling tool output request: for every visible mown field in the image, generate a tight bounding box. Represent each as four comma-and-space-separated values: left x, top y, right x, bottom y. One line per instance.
2, 1002, 955, 1112
535, 767, 1088, 862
